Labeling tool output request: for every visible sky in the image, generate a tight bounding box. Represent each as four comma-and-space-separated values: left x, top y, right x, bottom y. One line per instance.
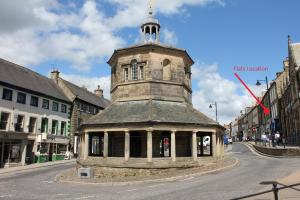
0, 0, 300, 124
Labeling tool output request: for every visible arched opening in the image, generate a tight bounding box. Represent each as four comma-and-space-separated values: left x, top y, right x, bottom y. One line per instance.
162, 59, 171, 80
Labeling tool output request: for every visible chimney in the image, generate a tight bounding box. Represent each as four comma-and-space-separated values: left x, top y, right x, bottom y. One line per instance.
94, 85, 103, 97
51, 69, 60, 83
81, 85, 88, 90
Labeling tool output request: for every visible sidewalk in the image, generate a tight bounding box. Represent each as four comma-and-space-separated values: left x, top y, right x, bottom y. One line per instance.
0, 159, 75, 175
250, 170, 300, 200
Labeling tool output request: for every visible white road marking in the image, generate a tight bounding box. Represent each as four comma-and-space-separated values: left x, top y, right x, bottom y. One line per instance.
179, 177, 194, 182
42, 180, 54, 183
147, 183, 164, 188
75, 196, 95, 199
0, 195, 12, 198
126, 188, 138, 192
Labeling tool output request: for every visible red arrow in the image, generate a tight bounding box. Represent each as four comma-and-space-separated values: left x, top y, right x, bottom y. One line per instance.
234, 73, 270, 115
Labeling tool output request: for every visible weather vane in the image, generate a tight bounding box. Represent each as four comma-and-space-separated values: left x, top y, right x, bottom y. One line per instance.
149, 0, 153, 16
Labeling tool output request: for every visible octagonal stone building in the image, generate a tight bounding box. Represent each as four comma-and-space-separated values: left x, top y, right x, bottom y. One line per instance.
78, 8, 224, 168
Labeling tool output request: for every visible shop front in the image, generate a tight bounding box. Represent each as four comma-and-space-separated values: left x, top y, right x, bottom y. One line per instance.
0, 132, 28, 168
35, 134, 69, 163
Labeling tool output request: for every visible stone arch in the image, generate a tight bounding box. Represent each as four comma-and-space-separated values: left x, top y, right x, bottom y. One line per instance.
162, 59, 171, 80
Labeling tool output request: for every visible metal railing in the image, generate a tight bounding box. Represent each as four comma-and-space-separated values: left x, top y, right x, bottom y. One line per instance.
231, 181, 300, 200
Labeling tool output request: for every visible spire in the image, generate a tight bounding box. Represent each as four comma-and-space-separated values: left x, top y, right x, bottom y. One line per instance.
141, 0, 160, 44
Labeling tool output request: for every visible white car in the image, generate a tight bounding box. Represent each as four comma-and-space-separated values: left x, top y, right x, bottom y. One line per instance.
228, 137, 233, 144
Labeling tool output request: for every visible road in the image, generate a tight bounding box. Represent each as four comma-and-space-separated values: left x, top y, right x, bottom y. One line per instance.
1, 143, 300, 200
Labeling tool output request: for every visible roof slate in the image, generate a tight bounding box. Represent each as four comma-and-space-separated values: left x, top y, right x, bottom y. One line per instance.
62, 79, 110, 108
291, 43, 300, 66
83, 100, 219, 127
0, 58, 69, 102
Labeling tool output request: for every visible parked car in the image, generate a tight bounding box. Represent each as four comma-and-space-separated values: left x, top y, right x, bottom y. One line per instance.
228, 137, 233, 144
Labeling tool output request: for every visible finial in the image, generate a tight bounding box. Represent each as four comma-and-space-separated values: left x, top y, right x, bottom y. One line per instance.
288, 35, 291, 44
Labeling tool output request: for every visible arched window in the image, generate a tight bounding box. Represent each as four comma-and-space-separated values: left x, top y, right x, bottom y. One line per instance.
131, 60, 138, 80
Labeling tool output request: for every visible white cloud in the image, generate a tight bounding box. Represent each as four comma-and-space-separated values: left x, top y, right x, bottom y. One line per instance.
162, 29, 178, 46
61, 74, 111, 99
0, 0, 224, 71
192, 62, 265, 124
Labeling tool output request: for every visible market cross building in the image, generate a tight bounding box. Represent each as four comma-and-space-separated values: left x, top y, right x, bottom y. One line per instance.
78, 6, 225, 168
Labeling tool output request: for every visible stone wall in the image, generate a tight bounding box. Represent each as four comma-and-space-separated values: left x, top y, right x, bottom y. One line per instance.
110, 49, 192, 103
252, 144, 300, 157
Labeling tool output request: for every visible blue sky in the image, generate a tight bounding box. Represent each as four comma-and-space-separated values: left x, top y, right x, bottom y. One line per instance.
0, 0, 299, 123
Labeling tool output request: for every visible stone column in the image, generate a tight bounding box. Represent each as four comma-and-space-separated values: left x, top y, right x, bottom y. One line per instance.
149, 25, 153, 41
143, 26, 146, 42
21, 140, 27, 166
171, 130, 176, 162
103, 131, 108, 158
124, 130, 130, 161
147, 130, 153, 162
192, 131, 197, 161
83, 132, 89, 160
212, 131, 217, 157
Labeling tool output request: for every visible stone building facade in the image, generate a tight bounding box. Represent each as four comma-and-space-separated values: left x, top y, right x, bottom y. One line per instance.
78, 7, 224, 168
281, 36, 300, 144
0, 59, 71, 167
50, 71, 110, 155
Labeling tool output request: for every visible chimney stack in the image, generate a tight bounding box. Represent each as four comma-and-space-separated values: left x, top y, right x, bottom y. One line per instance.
51, 69, 60, 83
94, 85, 103, 97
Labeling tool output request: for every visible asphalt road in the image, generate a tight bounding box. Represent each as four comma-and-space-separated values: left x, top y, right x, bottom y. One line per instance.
1, 143, 300, 200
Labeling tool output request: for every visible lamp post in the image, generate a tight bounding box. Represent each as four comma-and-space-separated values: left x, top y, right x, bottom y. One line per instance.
209, 102, 218, 122
256, 76, 273, 146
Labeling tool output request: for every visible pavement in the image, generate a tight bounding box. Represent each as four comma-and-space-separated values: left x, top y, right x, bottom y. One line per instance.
0, 143, 300, 200
0, 159, 75, 176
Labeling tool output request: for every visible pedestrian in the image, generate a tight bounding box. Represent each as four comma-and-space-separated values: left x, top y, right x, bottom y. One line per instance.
282, 137, 286, 148
261, 134, 267, 146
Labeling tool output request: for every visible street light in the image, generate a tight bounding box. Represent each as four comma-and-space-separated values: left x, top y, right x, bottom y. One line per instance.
209, 102, 218, 122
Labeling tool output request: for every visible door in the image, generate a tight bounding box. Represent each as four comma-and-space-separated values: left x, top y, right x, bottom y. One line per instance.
49, 144, 53, 161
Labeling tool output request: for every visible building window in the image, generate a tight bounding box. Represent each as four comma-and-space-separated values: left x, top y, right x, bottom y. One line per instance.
2, 88, 13, 101
57, 144, 67, 154
51, 120, 58, 135
28, 117, 36, 133
81, 104, 88, 112
30, 96, 39, 107
61, 104, 67, 113
131, 61, 138, 80
124, 68, 129, 81
41, 118, 48, 133
15, 115, 24, 132
140, 66, 144, 80
42, 99, 49, 109
0, 112, 9, 130
17, 92, 26, 104
60, 121, 66, 136
52, 102, 59, 112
